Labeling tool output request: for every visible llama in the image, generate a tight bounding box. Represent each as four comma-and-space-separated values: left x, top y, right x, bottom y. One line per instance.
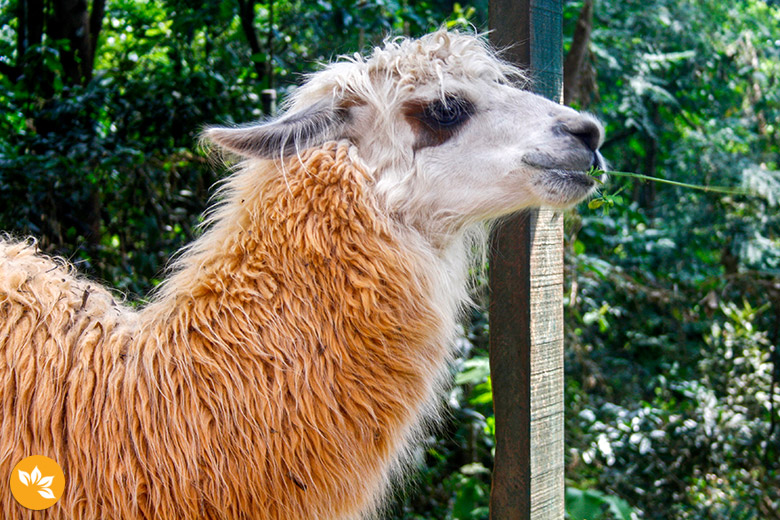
0, 30, 603, 519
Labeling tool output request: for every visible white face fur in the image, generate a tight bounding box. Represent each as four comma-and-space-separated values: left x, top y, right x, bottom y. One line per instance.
207, 31, 604, 238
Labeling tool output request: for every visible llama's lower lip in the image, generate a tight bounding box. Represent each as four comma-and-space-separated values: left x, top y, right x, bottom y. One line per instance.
532, 168, 598, 208
523, 151, 603, 179
545, 169, 597, 188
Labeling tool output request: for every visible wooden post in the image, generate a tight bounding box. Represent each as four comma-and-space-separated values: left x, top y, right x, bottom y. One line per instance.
488, 1, 565, 519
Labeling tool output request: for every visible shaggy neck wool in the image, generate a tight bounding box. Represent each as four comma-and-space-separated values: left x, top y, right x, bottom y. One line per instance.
141, 142, 460, 519
0, 143, 467, 519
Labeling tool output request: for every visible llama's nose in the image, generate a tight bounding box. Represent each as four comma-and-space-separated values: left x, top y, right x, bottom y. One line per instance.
558, 117, 603, 153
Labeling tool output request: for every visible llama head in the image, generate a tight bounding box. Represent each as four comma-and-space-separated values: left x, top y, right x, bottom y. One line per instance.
206, 30, 604, 238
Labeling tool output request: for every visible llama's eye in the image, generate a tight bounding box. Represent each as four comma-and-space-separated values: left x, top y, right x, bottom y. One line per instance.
404, 96, 475, 150
423, 97, 474, 128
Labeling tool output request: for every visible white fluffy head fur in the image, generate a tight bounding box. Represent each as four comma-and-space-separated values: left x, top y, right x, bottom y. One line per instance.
206, 29, 604, 244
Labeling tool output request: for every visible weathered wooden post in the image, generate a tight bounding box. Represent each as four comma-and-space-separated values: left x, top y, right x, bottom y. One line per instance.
488, 1, 565, 519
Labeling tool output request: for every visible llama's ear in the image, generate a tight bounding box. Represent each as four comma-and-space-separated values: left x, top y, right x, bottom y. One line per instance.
204, 99, 345, 159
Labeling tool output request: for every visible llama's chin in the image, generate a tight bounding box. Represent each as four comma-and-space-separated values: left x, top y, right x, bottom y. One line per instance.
533, 168, 598, 209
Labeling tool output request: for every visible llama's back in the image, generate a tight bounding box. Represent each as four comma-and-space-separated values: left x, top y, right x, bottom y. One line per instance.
0, 239, 132, 517
0, 239, 128, 351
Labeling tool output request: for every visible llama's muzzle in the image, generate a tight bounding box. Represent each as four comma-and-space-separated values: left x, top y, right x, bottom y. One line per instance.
523, 114, 605, 176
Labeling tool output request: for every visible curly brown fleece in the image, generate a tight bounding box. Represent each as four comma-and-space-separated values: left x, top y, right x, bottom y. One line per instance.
0, 143, 453, 519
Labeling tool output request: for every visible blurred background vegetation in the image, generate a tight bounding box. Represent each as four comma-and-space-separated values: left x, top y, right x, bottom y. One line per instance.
1, 0, 779, 518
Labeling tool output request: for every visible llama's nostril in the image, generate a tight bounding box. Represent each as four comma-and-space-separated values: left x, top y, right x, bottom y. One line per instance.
560, 118, 603, 153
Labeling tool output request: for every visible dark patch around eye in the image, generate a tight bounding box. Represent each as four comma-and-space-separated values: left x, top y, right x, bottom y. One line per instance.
403, 96, 475, 151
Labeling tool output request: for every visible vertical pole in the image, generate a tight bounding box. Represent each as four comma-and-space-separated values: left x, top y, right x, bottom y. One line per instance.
488, 1, 565, 519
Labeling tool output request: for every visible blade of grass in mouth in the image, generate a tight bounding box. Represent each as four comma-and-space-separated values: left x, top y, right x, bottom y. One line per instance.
592, 170, 750, 196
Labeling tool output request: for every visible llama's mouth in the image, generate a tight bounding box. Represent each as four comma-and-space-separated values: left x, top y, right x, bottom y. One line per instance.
546, 169, 598, 188
528, 167, 599, 208
522, 149, 604, 206
523, 150, 604, 177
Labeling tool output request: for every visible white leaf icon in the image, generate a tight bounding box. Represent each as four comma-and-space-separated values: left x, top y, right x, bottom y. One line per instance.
31, 466, 41, 484
38, 475, 54, 488
38, 488, 56, 500
18, 470, 31, 486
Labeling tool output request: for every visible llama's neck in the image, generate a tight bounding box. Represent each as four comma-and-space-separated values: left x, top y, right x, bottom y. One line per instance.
138, 143, 468, 519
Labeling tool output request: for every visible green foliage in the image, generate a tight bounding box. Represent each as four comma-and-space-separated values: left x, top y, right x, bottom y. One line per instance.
562, 2, 780, 517
566, 487, 634, 520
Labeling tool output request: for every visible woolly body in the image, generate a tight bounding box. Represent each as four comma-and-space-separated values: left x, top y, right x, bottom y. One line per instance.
1, 143, 466, 518
1, 30, 603, 519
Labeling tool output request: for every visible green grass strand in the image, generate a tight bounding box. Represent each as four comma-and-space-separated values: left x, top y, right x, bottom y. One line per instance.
602, 170, 749, 196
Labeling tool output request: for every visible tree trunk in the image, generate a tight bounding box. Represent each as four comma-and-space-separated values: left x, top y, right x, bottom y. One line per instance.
49, 0, 89, 84
28, 0, 45, 51
16, 0, 26, 74
87, 0, 106, 77
48, 0, 105, 85
236, 0, 267, 83
563, 0, 594, 107
1, 0, 45, 83
633, 104, 660, 214
266, 0, 274, 89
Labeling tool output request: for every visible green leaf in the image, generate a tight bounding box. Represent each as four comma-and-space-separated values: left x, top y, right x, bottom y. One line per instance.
455, 357, 490, 385
566, 487, 635, 520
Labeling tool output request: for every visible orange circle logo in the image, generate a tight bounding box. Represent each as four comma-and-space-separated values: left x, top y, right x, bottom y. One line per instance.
9, 455, 65, 510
